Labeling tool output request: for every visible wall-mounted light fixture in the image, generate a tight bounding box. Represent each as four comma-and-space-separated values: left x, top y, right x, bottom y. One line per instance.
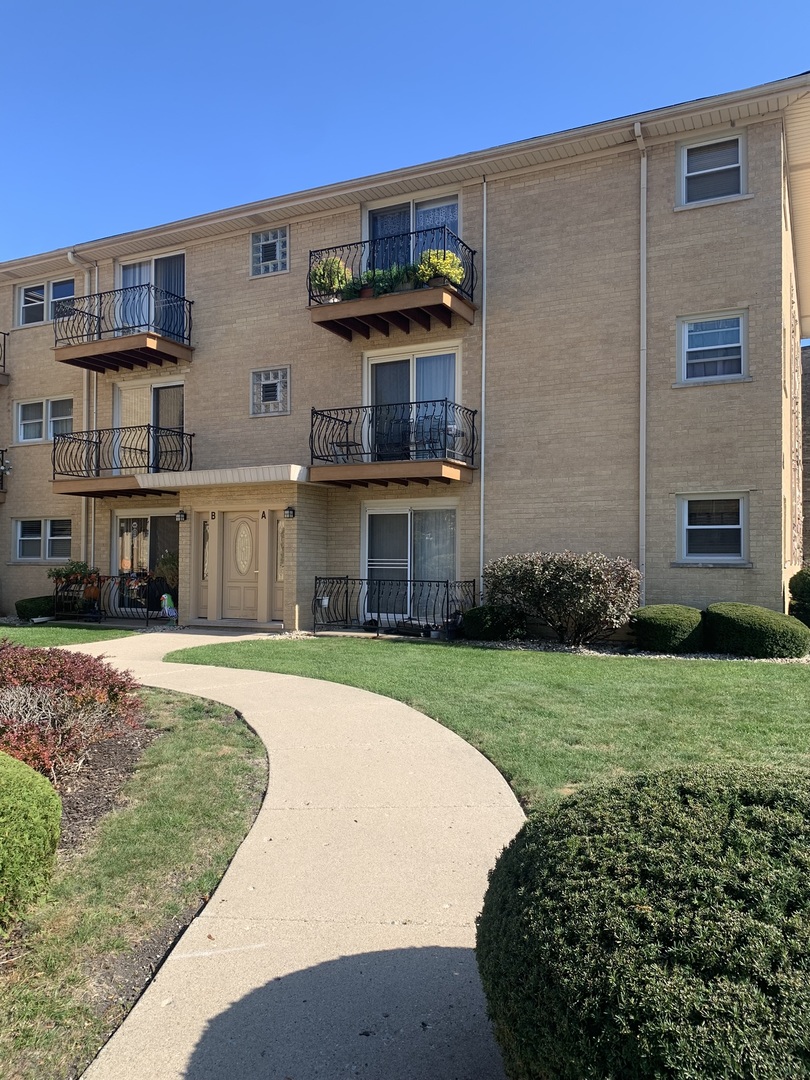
283, 506, 296, 520
175, 510, 187, 522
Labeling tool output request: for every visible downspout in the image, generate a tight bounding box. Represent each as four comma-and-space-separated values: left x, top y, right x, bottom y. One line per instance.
478, 176, 488, 598
634, 122, 648, 605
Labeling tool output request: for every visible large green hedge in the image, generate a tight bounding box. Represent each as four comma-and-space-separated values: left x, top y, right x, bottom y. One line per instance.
14, 595, 55, 621
0, 751, 61, 932
704, 602, 810, 658
477, 766, 810, 1079
630, 604, 704, 653
789, 567, 810, 628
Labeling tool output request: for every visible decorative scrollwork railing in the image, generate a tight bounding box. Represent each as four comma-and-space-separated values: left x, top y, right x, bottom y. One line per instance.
0, 449, 7, 493
310, 399, 477, 467
52, 425, 193, 478
313, 577, 476, 635
53, 573, 177, 625
0, 332, 7, 374
53, 284, 193, 348
308, 225, 476, 305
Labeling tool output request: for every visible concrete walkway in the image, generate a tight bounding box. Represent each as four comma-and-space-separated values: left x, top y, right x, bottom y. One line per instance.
65, 631, 525, 1080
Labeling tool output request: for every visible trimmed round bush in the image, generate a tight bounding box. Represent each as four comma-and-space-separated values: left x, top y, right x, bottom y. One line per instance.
462, 604, 527, 641
789, 567, 810, 628
484, 551, 641, 646
0, 750, 61, 932
704, 602, 810, 658
14, 595, 55, 621
477, 765, 810, 1080
630, 604, 704, 653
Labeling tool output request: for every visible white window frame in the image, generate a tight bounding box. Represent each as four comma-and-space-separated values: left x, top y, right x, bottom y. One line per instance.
363, 342, 462, 404
677, 133, 746, 207
676, 311, 748, 384
16, 278, 75, 326
676, 493, 749, 566
16, 397, 74, 443
361, 498, 460, 580
362, 188, 462, 246
250, 227, 289, 277
250, 366, 290, 417
14, 518, 72, 562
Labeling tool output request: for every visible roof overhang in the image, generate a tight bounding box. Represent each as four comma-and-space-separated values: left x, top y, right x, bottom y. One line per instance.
3, 73, 809, 331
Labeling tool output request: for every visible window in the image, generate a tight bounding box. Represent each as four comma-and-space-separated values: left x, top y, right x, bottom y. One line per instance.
678, 313, 746, 382
17, 398, 73, 442
251, 367, 290, 415
17, 278, 75, 325
15, 519, 72, 561
368, 196, 459, 269
677, 495, 747, 564
680, 136, 742, 205
251, 227, 288, 276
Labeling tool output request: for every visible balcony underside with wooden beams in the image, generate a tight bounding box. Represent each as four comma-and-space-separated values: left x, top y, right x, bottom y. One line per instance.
52, 475, 181, 498
309, 286, 476, 342
53, 333, 193, 374
309, 458, 474, 488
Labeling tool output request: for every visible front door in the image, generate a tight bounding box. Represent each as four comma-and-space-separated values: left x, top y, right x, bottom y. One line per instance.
223, 512, 259, 620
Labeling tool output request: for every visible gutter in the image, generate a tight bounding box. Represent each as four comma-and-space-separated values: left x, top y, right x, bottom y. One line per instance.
479, 175, 488, 596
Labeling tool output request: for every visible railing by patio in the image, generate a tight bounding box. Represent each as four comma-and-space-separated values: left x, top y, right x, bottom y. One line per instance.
53, 573, 178, 625
53, 284, 193, 348
0, 331, 7, 374
308, 225, 476, 305
0, 449, 7, 493
313, 577, 476, 636
311, 399, 477, 467
53, 425, 194, 478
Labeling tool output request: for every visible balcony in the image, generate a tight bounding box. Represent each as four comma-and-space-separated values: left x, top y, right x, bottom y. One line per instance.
309, 399, 476, 487
308, 226, 476, 342
0, 332, 8, 385
314, 577, 476, 635
53, 284, 193, 373
52, 424, 194, 497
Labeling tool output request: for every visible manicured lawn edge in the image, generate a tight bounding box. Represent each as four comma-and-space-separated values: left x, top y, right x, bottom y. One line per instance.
0, 687, 267, 1080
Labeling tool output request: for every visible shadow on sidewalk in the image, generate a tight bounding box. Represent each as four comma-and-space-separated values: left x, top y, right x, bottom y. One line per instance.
184, 945, 505, 1080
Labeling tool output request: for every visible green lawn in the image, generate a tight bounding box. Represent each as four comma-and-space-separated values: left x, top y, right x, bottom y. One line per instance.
0, 688, 266, 1080
166, 637, 810, 809
0, 625, 136, 646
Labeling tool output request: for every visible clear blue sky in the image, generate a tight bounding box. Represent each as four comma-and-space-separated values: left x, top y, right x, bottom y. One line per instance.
2, 0, 808, 261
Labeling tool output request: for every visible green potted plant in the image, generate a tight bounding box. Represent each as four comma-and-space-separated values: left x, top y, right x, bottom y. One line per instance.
414, 249, 465, 288
46, 560, 98, 587
308, 256, 351, 301
389, 263, 418, 293
153, 549, 179, 590
359, 268, 393, 299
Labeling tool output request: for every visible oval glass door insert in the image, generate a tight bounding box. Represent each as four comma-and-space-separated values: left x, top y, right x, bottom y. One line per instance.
234, 522, 253, 575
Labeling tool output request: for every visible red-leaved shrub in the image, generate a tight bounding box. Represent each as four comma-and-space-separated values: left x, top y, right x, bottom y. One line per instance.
0, 641, 142, 783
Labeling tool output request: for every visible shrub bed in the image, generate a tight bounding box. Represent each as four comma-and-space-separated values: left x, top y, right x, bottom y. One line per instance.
0, 750, 61, 932
704, 602, 810, 659
477, 765, 810, 1080
0, 641, 142, 782
14, 596, 55, 621
483, 551, 641, 645
630, 604, 704, 653
461, 604, 527, 641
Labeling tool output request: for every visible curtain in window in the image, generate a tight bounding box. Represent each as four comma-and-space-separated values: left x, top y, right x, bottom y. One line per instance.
153, 255, 186, 340
370, 205, 411, 271
411, 509, 456, 581
120, 261, 150, 332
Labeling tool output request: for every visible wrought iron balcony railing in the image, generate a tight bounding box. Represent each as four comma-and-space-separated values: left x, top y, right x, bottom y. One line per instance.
308, 225, 476, 305
54, 572, 177, 625
53, 284, 193, 348
0, 448, 7, 493
0, 331, 7, 374
53, 425, 194, 478
311, 399, 477, 467
313, 577, 476, 635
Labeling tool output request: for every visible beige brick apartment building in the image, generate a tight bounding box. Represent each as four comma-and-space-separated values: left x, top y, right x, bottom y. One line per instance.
0, 72, 808, 630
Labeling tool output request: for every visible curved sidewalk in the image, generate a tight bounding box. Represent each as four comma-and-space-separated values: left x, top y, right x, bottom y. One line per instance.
66, 632, 525, 1080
